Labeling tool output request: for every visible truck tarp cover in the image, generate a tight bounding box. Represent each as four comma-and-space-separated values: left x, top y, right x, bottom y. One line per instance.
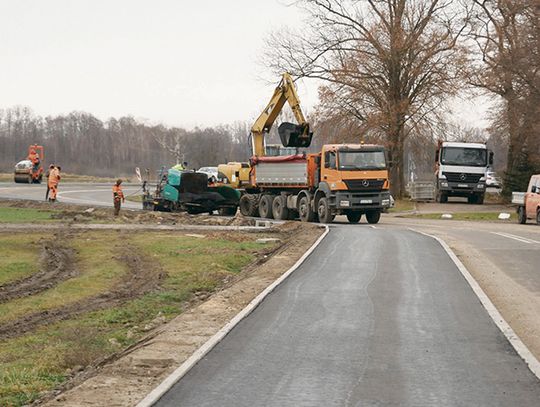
251, 154, 306, 164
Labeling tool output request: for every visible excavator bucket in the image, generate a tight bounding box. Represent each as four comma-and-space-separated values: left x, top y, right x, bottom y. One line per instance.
278, 122, 313, 148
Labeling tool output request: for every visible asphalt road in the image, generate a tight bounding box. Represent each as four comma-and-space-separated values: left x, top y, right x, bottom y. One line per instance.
384, 218, 540, 291
0, 182, 141, 209
155, 226, 540, 407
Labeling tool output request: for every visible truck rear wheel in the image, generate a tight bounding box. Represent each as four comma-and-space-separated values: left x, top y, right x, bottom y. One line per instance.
518, 206, 527, 224
298, 196, 315, 222
346, 211, 362, 224
239, 194, 259, 217
272, 195, 289, 220
317, 197, 333, 224
258, 195, 274, 219
366, 210, 381, 224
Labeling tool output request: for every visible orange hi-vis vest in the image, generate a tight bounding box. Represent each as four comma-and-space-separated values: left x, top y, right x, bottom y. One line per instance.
113, 184, 124, 201
48, 168, 60, 187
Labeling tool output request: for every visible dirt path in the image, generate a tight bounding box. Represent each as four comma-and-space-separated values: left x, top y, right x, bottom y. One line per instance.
0, 244, 166, 341
38, 223, 324, 407
0, 234, 76, 303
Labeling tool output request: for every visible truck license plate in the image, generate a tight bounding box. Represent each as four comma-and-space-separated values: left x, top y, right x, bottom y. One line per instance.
360, 199, 372, 204
458, 184, 468, 188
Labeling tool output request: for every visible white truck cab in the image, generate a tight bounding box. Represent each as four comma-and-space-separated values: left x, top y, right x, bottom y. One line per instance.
435, 141, 493, 204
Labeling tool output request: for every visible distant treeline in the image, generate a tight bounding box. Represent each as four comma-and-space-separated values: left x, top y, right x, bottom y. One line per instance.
0, 106, 253, 178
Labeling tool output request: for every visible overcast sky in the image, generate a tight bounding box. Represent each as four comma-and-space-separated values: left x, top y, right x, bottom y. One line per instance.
0, 0, 490, 129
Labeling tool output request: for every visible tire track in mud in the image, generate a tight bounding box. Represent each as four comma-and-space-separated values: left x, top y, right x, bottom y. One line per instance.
0, 235, 77, 303
0, 244, 166, 341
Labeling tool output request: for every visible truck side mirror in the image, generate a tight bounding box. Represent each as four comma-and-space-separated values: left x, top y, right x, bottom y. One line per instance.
489, 151, 494, 165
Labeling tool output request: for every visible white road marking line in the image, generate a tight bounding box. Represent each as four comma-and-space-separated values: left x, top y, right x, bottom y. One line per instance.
410, 228, 540, 380
136, 225, 330, 407
370, 225, 377, 229
492, 232, 540, 245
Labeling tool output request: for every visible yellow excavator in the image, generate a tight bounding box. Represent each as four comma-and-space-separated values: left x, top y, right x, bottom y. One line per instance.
217, 73, 312, 187
251, 72, 312, 156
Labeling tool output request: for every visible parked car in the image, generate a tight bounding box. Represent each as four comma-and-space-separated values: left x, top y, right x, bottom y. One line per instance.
198, 166, 218, 183
512, 174, 540, 224
486, 171, 502, 188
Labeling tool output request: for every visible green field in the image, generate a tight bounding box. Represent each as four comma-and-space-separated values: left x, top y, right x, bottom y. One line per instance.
0, 230, 277, 406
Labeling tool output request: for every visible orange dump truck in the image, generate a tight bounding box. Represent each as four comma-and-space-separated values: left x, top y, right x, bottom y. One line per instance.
239, 143, 391, 224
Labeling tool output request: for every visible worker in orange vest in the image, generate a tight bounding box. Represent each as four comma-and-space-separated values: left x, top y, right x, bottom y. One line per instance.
45, 164, 55, 201
113, 179, 125, 216
48, 166, 61, 202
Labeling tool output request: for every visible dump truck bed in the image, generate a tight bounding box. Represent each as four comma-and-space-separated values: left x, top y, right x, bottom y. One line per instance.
253, 155, 308, 187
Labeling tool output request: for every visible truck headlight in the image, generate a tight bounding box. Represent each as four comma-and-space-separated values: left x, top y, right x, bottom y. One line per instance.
382, 199, 390, 206
477, 184, 484, 189
340, 200, 350, 207
441, 182, 449, 187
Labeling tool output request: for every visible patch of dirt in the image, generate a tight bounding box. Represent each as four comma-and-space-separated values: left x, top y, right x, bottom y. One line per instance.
37, 222, 324, 407
0, 244, 166, 341
0, 199, 256, 227
0, 233, 77, 303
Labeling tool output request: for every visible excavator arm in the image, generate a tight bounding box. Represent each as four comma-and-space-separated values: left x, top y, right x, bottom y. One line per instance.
251, 73, 313, 157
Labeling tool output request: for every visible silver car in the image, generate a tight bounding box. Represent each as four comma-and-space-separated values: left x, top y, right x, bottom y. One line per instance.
486, 171, 502, 188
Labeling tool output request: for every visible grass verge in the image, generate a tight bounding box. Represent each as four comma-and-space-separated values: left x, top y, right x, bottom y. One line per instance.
125, 194, 143, 203
0, 207, 60, 223
0, 230, 278, 406
0, 235, 43, 285
388, 199, 416, 213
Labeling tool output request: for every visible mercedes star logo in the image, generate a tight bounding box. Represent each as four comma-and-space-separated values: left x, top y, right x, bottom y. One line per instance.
459, 173, 467, 181
362, 180, 369, 187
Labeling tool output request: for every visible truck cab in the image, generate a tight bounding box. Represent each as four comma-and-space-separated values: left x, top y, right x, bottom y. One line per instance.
435, 141, 493, 204
316, 144, 390, 212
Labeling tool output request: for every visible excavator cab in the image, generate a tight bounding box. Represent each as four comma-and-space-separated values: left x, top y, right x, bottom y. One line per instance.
278, 122, 313, 148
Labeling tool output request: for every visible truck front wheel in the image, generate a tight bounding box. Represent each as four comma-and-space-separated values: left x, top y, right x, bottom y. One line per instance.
298, 196, 316, 222
437, 192, 448, 203
366, 210, 381, 224
346, 211, 362, 224
518, 206, 527, 224
317, 197, 333, 224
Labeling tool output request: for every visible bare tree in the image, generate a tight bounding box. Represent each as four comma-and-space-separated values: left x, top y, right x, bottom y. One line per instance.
469, 0, 540, 194
264, 0, 471, 196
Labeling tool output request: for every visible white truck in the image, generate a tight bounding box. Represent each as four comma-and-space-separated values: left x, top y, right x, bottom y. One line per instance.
435, 141, 493, 204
